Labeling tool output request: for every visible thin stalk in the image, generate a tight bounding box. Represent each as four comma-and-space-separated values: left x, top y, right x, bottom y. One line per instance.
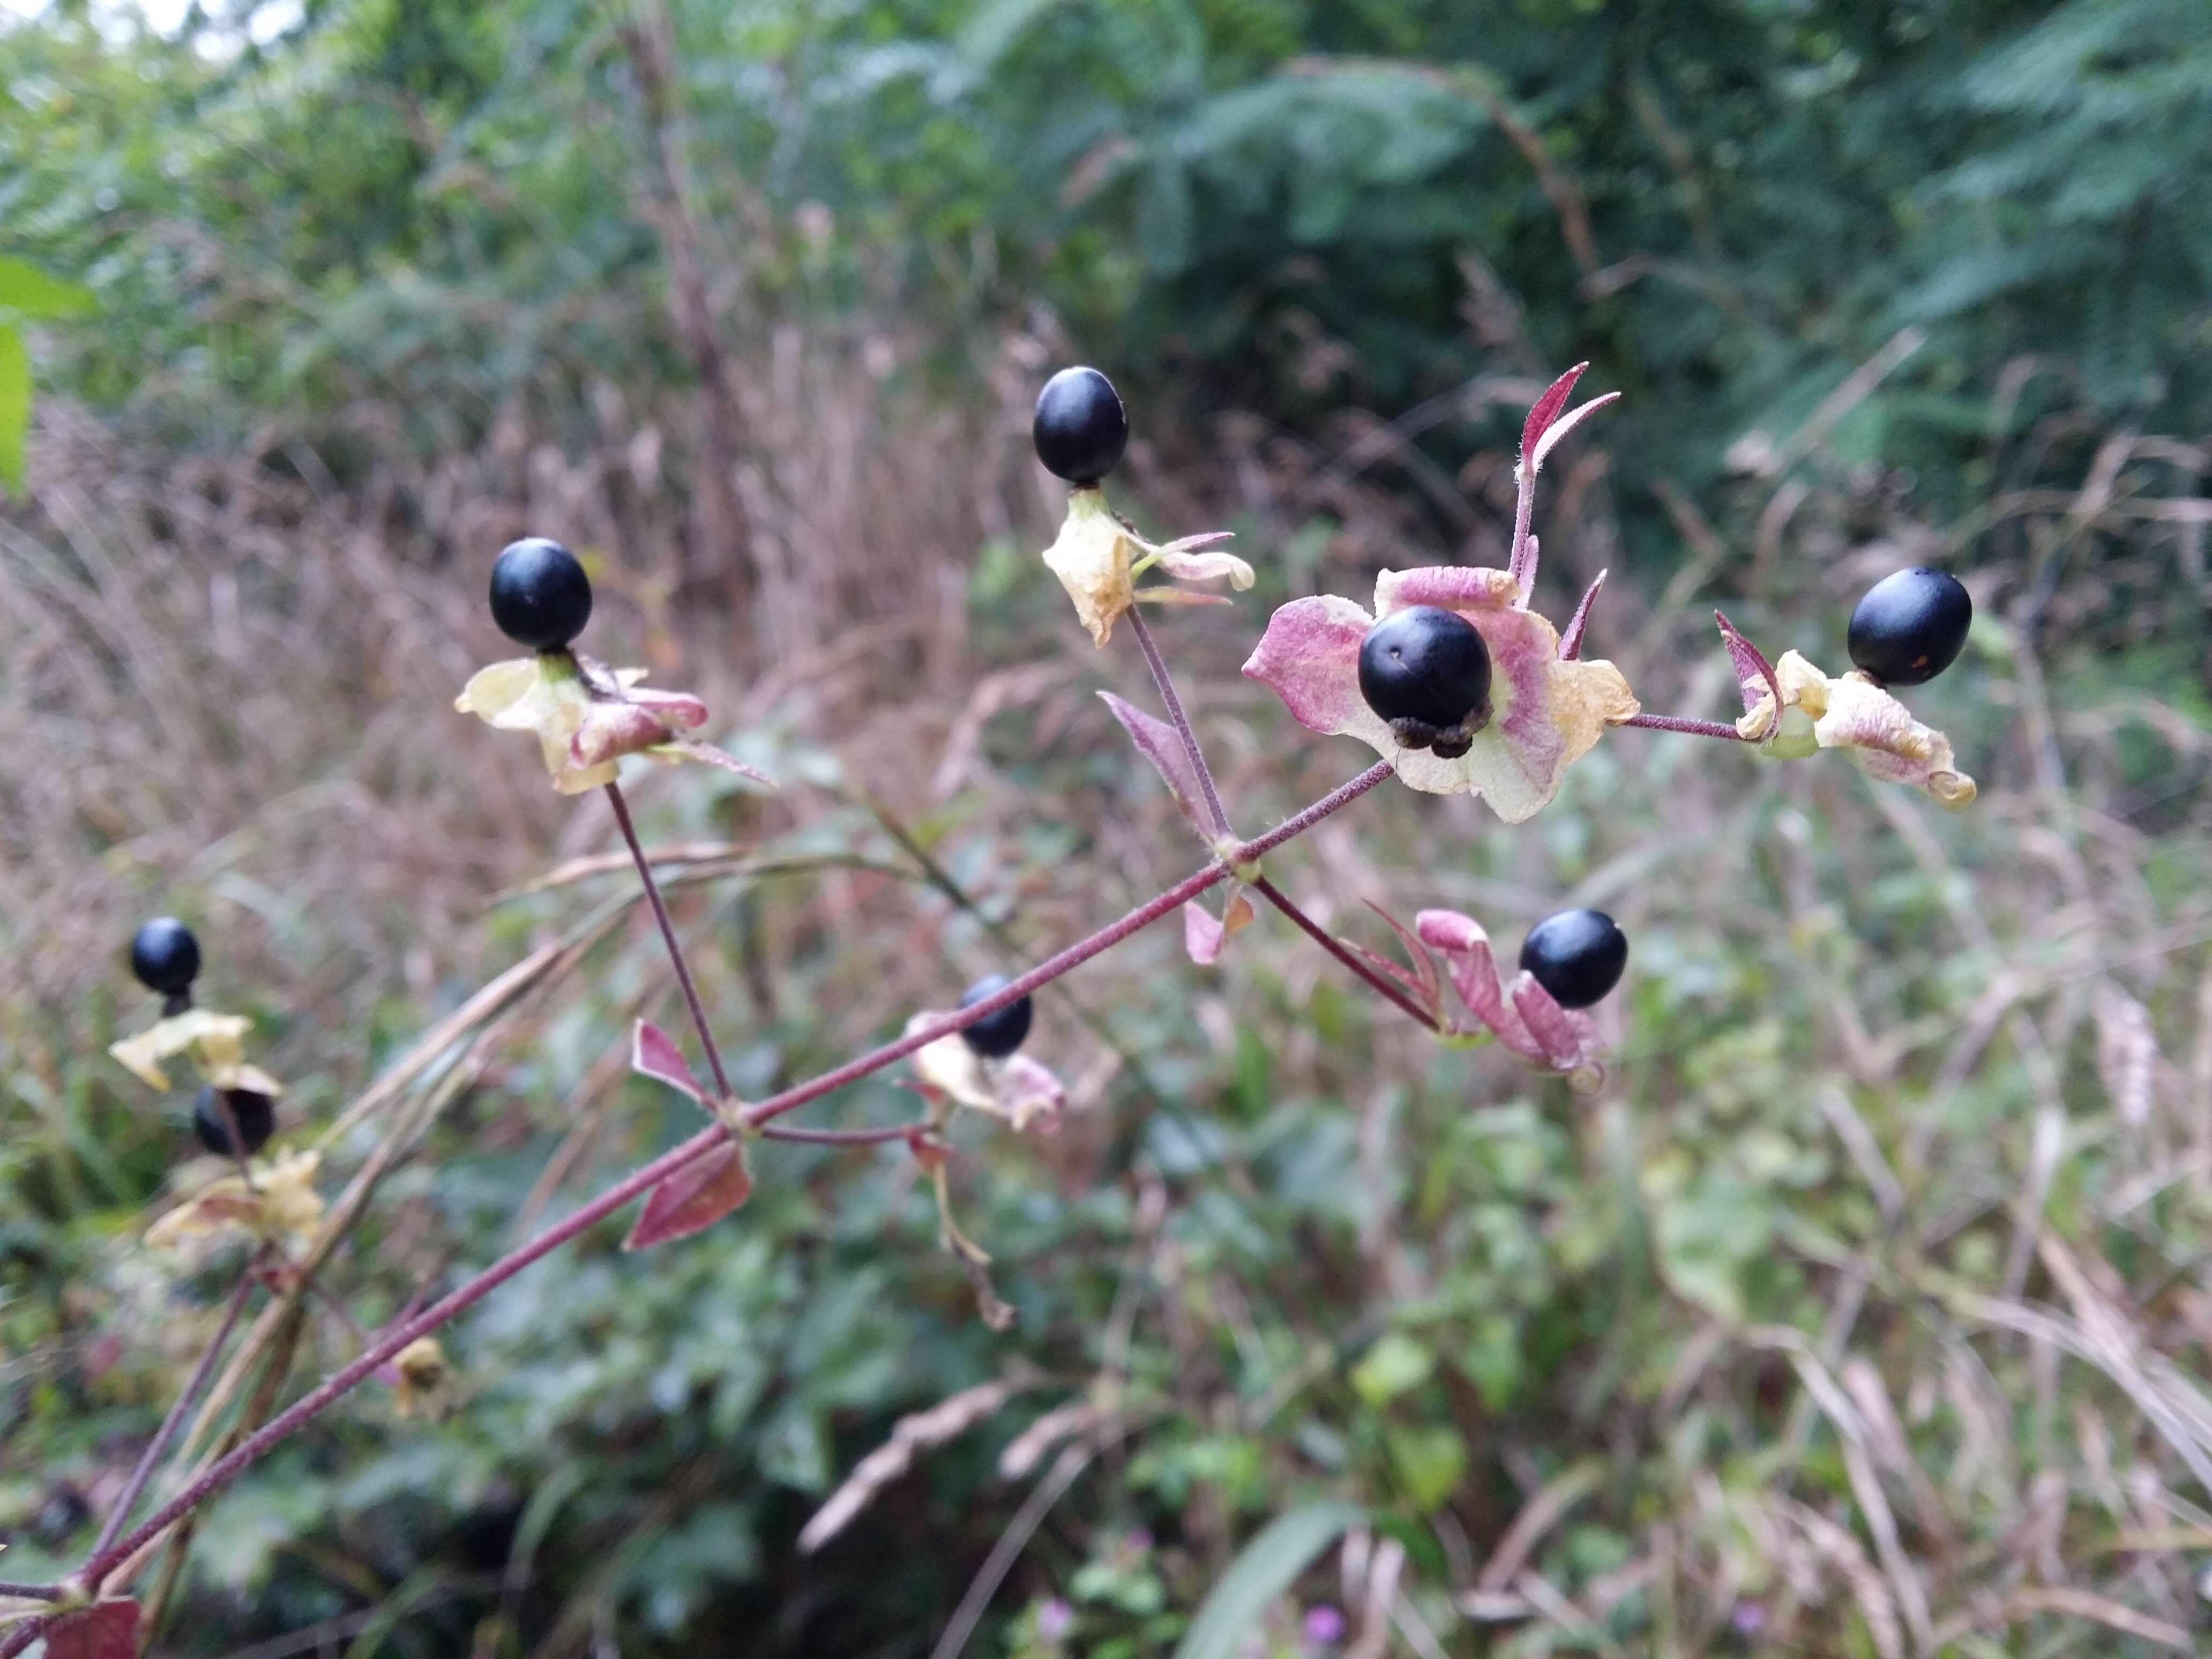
1125, 606, 1232, 836
86, 1265, 259, 1560
0, 1584, 63, 1602
757, 1121, 927, 1147
1623, 712, 1749, 742
1250, 877, 1438, 1030
604, 780, 735, 1102
69, 764, 1389, 1604
1506, 466, 1538, 597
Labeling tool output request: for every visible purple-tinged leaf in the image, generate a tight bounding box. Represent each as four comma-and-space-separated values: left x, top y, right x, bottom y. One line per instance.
624, 1140, 751, 1249
1510, 975, 1587, 1070
1559, 570, 1608, 660
1364, 901, 1443, 1011
1713, 610, 1782, 721
1519, 363, 1588, 460
1155, 530, 1237, 555
632, 1020, 704, 1104
1347, 941, 1436, 1008
1184, 888, 1255, 966
46, 1601, 140, 1659
1528, 391, 1619, 475
1101, 691, 1213, 839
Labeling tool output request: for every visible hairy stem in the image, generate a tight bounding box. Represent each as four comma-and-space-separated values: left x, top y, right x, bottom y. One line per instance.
1250, 877, 1438, 1030
1126, 606, 1232, 837
67, 764, 1390, 1605
87, 1264, 258, 1561
605, 780, 736, 1102
1622, 712, 1750, 742
0, 1584, 63, 1602
1506, 466, 1538, 598
757, 1120, 928, 1147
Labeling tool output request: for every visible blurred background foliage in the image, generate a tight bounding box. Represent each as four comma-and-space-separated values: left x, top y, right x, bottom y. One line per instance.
4, 0, 2212, 1655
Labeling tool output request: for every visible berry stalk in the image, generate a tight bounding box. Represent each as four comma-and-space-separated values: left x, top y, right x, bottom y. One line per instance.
64, 763, 1389, 1606
605, 780, 737, 1103
1622, 712, 1751, 742
1125, 606, 1232, 838
1249, 877, 1439, 1030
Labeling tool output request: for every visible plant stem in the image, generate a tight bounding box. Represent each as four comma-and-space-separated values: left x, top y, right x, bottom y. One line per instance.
1126, 606, 1232, 836
70, 764, 1390, 1601
86, 1264, 258, 1562
1506, 466, 1538, 598
757, 1121, 927, 1147
1249, 877, 1438, 1030
1622, 712, 1750, 742
604, 780, 735, 1102
0, 1584, 63, 1602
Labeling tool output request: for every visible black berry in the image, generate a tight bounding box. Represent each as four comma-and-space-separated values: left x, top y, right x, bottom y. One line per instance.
958, 974, 1033, 1059
1846, 567, 1971, 687
131, 917, 201, 998
1519, 909, 1627, 1010
1358, 606, 1493, 759
194, 1086, 275, 1157
489, 537, 593, 652
1032, 367, 1129, 485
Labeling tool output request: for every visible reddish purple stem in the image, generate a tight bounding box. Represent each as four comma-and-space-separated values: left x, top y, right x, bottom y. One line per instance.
1622, 712, 1750, 742
61, 765, 1394, 1610
1125, 606, 1234, 838
606, 781, 736, 1102
1249, 877, 1438, 1030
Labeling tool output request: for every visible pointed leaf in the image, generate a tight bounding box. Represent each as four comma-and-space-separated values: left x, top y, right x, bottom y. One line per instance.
1183, 887, 1255, 966
1529, 391, 1619, 474
1347, 941, 1434, 1006
1101, 691, 1212, 838
1714, 610, 1782, 721
632, 1020, 705, 1104
668, 735, 778, 788
1172, 1503, 1369, 1659
1363, 900, 1442, 1010
46, 1601, 140, 1659
1559, 569, 1608, 660
624, 1141, 751, 1249
1519, 362, 1588, 460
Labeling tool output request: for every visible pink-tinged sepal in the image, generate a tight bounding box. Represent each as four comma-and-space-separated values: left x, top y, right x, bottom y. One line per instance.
624, 1141, 751, 1250
1713, 610, 1783, 727
1730, 641, 1978, 807
46, 1600, 140, 1659
1415, 908, 1606, 1090
1244, 570, 1638, 823
905, 1012, 1073, 1133
1520, 363, 1589, 460
1363, 901, 1445, 1015
1559, 570, 1607, 660
1102, 691, 1214, 840
1040, 488, 1252, 645
1184, 887, 1256, 966
632, 1019, 706, 1104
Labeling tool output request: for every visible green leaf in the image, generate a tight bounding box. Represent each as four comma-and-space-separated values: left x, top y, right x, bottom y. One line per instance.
1173, 1501, 1366, 1659
0, 257, 93, 320
1350, 1332, 1433, 1407
0, 324, 27, 494
1385, 1424, 1467, 1512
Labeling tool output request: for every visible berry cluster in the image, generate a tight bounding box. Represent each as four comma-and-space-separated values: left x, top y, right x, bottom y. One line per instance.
124, 916, 278, 1156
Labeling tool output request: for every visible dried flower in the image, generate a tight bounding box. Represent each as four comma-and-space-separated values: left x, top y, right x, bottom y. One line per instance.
1041, 487, 1251, 647
108, 1007, 283, 1097
145, 1149, 324, 1253
906, 1012, 1069, 1133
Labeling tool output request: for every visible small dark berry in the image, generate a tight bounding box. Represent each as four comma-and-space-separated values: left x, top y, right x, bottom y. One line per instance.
958, 974, 1034, 1059
1032, 367, 1129, 485
1519, 909, 1627, 1010
194, 1085, 275, 1157
489, 537, 593, 652
1846, 566, 1971, 687
131, 917, 201, 997
1358, 606, 1493, 754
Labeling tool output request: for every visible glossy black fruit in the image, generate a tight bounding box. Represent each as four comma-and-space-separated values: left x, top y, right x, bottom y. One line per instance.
958, 974, 1034, 1059
1519, 909, 1627, 1010
194, 1085, 274, 1157
1032, 367, 1129, 485
1846, 566, 1971, 687
489, 537, 593, 651
1357, 605, 1493, 758
131, 917, 201, 997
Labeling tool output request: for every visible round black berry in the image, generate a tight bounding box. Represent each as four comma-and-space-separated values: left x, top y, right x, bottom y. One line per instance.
489, 537, 593, 652
130, 917, 201, 998
1358, 606, 1493, 759
958, 974, 1033, 1059
1846, 567, 1971, 687
1032, 367, 1129, 485
1519, 909, 1627, 1010
194, 1085, 275, 1157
